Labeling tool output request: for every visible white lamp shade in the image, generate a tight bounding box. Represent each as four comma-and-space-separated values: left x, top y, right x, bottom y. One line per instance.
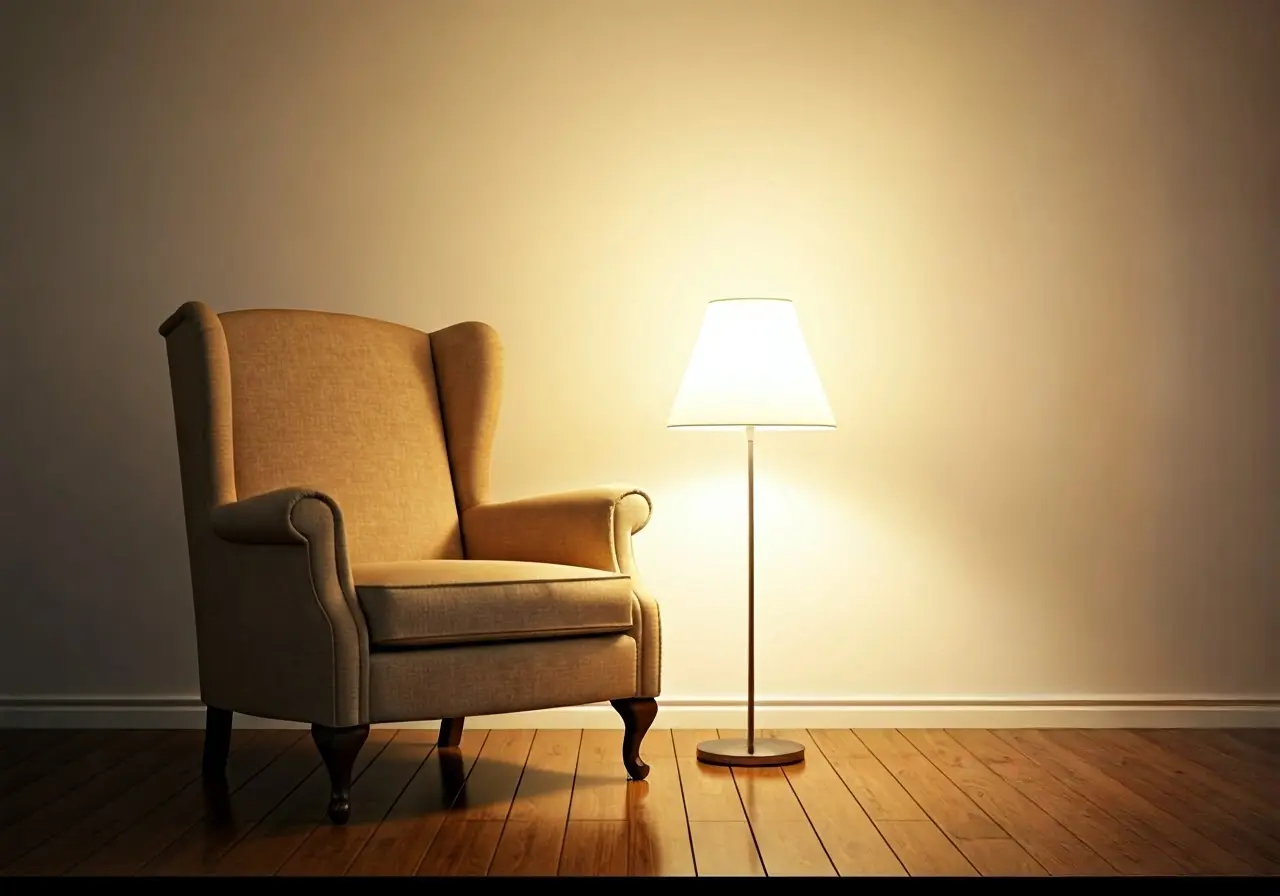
668, 298, 836, 430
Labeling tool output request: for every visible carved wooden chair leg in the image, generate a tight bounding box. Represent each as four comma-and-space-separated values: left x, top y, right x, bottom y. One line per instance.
311, 723, 370, 824
438, 717, 465, 748
610, 697, 658, 780
202, 706, 233, 780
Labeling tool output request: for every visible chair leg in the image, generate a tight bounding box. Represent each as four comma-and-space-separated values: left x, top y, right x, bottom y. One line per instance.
438, 717, 465, 748
311, 723, 369, 825
202, 706, 232, 779
610, 697, 658, 781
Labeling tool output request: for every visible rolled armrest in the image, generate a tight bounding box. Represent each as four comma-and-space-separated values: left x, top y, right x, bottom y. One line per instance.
465, 484, 662, 698
462, 485, 652, 574
201, 486, 368, 728
211, 487, 342, 545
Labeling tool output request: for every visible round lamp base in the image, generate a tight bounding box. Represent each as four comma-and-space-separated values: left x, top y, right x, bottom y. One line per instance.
696, 737, 805, 767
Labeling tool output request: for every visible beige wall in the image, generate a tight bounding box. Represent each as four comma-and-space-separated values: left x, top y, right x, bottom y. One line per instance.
4, 0, 1277, 711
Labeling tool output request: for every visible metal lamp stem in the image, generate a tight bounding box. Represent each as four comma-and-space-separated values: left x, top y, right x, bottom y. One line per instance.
746, 424, 755, 754
693, 424, 804, 768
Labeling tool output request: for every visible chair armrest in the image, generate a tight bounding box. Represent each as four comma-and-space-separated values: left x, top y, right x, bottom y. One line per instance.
462, 485, 652, 574
465, 485, 663, 699
212, 486, 342, 545
202, 487, 370, 727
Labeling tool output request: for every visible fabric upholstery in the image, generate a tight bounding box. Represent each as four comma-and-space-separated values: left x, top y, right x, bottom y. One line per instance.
159, 305, 368, 727
369, 634, 637, 723
429, 321, 503, 515
355, 559, 634, 647
219, 308, 462, 564
203, 494, 368, 725
159, 300, 662, 729
464, 487, 662, 697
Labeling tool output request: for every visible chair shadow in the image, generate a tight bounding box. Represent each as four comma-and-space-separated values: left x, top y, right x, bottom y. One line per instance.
199, 747, 672, 870
199, 747, 657, 830
199, 774, 237, 833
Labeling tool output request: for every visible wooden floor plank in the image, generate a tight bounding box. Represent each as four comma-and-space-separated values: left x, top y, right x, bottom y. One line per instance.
642, 727, 676, 758
502, 729, 581, 824
808, 729, 974, 876
810, 729, 930, 821
560, 729, 632, 874
673, 728, 746, 823
876, 820, 979, 876
559, 820, 628, 876
0, 730, 67, 770
276, 730, 436, 876
207, 728, 396, 875
69, 730, 303, 876
568, 729, 628, 821
489, 820, 568, 877
676, 757, 745, 823
964, 837, 1053, 876
1091, 730, 1280, 828
344, 727, 488, 876
1227, 730, 1280, 753
771, 729, 906, 876
447, 728, 536, 822
903, 729, 1109, 875
558, 730, 692, 876
0, 730, 192, 867
1152, 730, 1280, 794
857, 728, 1044, 876
671, 729, 715, 760
1049, 730, 1280, 873
4, 731, 206, 874
0, 727, 1273, 877
718, 729, 835, 877
628, 732, 695, 877
671, 730, 763, 876
490, 729, 581, 876
417, 820, 505, 875
855, 729, 1008, 842
996, 729, 1256, 875
688, 821, 766, 876
0, 730, 113, 795
139, 730, 325, 875
412, 729, 536, 875
0, 730, 147, 829
861, 729, 1049, 876
950, 729, 1185, 875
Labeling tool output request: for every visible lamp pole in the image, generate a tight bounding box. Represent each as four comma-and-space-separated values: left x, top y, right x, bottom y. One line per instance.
695, 421, 804, 766
746, 425, 755, 754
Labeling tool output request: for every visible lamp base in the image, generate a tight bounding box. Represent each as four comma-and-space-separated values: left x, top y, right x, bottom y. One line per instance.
696, 737, 805, 767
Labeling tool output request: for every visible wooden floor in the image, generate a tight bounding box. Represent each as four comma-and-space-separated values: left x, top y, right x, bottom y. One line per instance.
0, 727, 1276, 876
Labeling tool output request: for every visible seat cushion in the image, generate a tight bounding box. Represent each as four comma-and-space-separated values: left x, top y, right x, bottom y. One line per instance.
353, 559, 634, 648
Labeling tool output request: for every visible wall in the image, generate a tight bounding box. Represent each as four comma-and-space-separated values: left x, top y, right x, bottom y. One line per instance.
3, 0, 1277, 727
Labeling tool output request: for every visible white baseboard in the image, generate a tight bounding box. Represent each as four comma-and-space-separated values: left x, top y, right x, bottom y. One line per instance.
0, 695, 1276, 729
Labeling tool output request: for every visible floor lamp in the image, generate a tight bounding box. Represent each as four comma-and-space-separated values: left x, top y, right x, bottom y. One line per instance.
668, 297, 836, 766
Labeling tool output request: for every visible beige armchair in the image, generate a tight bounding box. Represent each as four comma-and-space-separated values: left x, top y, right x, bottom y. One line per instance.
159, 302, 661, 824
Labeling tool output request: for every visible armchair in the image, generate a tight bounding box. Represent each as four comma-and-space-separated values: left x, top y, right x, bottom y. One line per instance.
159, 302, 661, 824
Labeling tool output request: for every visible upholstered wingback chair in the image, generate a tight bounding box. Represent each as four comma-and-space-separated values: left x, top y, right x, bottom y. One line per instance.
159, 302, 661, 824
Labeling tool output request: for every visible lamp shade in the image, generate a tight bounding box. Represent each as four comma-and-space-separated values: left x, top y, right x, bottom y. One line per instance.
668, 298, 836, 430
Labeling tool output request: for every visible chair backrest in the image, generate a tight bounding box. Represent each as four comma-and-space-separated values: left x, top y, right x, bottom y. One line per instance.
159, 303, 503, 565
